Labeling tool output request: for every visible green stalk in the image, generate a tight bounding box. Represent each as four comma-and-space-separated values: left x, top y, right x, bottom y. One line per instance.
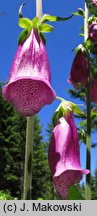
23, 117, 34, 200
23, 0, 42, 200
84, 0, 92, 200
36, 0, 42, 19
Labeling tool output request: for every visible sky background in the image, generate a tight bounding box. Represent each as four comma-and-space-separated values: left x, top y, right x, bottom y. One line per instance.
0, 0, 97, 183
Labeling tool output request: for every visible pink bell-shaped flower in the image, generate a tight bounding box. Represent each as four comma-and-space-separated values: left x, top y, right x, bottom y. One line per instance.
91, 79, 97, 102
92, 0, 97, 6
68, 52, 88, 89
89, 22, 97, 43
2, 29, 56, 116
48, 111, 89, 199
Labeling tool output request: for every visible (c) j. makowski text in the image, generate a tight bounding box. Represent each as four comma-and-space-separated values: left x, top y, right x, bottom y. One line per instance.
20, 202, 82, 212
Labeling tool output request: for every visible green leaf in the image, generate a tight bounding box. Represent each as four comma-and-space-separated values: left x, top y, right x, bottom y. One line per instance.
67, 185, 85, 200
79, 120, 87, 127
18, 18, 32, 30
41, 14, 73, 23
73, 8, 85, 18
91, 111, 97, 120
37, 198, 43, 200
18, 29, 29, 45
79, 33, 84, 37
39, 23, 54, 33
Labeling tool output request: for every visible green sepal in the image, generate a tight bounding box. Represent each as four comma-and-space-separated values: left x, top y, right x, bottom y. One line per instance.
32, 17, 39, 28
56, 97, 86, 117
52, 104, 68, 126
39, 32, 46, 45
75, 39, 91, 55
75, 44, 84, 54
78, 128, 86, 144
71, 102, 86, 118
84, 39, 91, 50
41, 14, 73, 23
39, 23, 54, 33
18, 2, 27, 18
74, 43, 87, 55
52, 99, 72, 126
18, 29, 29, 45
18, 18, 32, 30
88, 15, 97, 25
53, 97, 86, 126
73, 8, 85, 18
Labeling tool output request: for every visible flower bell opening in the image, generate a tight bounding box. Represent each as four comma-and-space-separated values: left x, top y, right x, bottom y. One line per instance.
3, 79, 56, 116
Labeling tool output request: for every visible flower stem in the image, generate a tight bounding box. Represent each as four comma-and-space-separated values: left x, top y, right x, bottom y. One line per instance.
23, 0, 42, 200
84, 0, 88, 42
84, 0, 91, 200
23, 117, 34, 199
56, 96, 65, 101
36, 0, 42, 19
56, 96, 84, 107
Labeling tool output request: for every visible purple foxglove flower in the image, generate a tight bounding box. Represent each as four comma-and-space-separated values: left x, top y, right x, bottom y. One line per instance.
68, 52, 88, 89
2, 29, 56, 116
48, 111, 89, 199
92, 0, 97, 6
91, 79, 97, 102
89, 22, 97, 43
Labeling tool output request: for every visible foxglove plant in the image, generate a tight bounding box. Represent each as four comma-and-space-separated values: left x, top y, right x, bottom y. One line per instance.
2, 0, 94, 200
2, 28, 56, 116
68, 51, 88, 89
48, 110, 89, 199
